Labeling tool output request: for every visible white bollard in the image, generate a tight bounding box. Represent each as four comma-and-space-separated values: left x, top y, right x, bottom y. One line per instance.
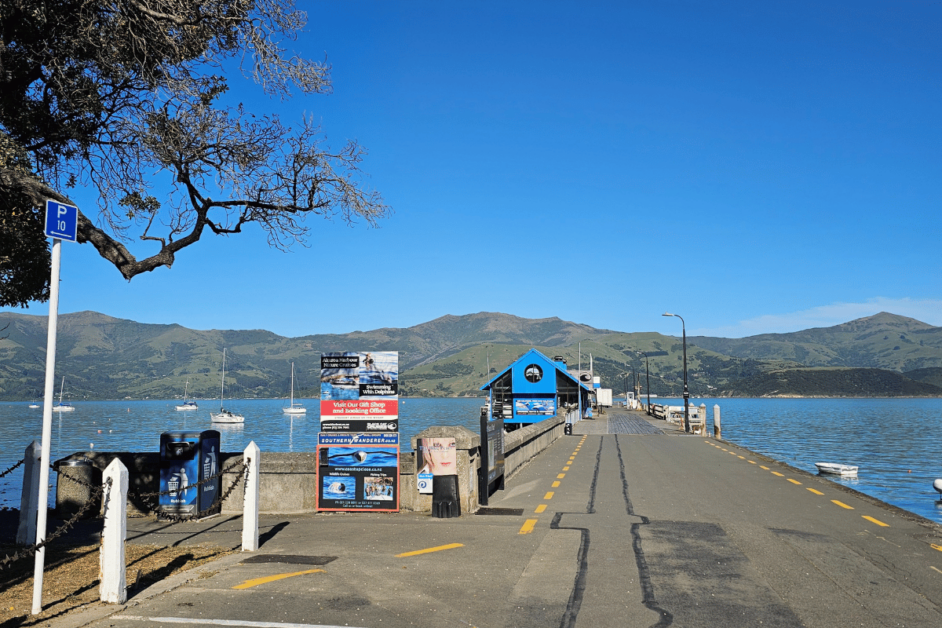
16, 441, 42, 545
242, 441, 260, 552
99, 458, 128, 604
713, 404, 722, 439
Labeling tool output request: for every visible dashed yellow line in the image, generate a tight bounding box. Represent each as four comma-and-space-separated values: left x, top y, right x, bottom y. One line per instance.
535, 504, 547, 514
787, 479, 802, 485
760, 466, 770, 471
544, 492, 555, 500
552, 481, 560, 488
863, 515, 889, 527
930, 544, 942, 553
557, 473, 566, 479
832, 500, 854, 510
563, 466, 570, 471
233, 569, 324, 589
748, 461, 757, 465
519, 519, 538, 534
737, 456, 745, 459
396, 543, 464, 558
771, 472, 784, 477
807, 488, 824, 496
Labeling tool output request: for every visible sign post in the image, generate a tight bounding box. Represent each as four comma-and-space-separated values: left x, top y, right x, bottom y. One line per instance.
32, 200, 78, 615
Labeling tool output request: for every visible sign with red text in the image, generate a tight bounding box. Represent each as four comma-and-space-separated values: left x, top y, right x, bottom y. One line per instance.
320, 352, 398, 432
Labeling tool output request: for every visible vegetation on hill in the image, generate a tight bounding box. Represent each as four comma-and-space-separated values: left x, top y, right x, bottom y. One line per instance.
0, 310, 939, 401
718, 368, 942, 398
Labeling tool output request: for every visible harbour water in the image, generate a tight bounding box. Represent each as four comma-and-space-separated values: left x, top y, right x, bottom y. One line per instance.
1, 397, 941, 524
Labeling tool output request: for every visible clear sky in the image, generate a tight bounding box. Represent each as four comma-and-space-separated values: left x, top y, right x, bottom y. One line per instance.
5, 0, 941, 339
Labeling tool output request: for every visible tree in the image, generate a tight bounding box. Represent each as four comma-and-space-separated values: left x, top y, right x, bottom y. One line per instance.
0, 0, 390, 301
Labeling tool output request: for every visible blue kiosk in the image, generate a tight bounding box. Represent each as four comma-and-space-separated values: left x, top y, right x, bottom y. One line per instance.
480, 348, 592, 430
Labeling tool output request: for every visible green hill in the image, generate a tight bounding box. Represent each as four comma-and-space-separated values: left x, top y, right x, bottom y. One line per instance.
718, 367, 942, 398
0, 310, 940, 400
689, 312, 942, 371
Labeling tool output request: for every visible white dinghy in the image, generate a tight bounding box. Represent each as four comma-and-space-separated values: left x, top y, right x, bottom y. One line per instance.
815, 462, 858, 477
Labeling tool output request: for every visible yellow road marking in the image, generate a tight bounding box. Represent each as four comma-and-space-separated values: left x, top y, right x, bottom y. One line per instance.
557, 473, 566, 479
729, 452, 737, 456
930, 544, 942, 552
760, 466, 770, 470
563, 466, 570, 471
552, 481, 560, 488
737, 456, 745, 459
233, 569, 324, 589
535, 504, 547, 513
544, 492, 554, 499
771, 472, 784, 477
788, 479, 802, 485
807, 488, 824, 495
832, 500, 854, 510
748, 461, 757, 464
395, 543, 464, 558
863, 515, 889, 527
519, 519, 538, 534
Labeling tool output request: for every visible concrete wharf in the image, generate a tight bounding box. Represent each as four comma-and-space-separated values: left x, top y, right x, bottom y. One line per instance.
31, 410, 942, 628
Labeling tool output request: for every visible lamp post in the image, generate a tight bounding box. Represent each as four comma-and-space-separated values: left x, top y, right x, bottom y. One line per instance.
662, 312, 690, 433
638, 351, 651, 414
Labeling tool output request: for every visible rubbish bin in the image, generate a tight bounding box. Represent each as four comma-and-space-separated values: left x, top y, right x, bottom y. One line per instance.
159, 430, 221, 518
55, 458, 101, 519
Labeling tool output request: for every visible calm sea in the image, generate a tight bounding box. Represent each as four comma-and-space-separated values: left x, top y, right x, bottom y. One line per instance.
1, 397, 941, 524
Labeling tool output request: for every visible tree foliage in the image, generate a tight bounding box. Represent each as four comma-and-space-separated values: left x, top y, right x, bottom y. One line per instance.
0, 0, 390, 300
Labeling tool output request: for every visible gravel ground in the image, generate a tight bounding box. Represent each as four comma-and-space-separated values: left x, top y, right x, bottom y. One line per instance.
0, 541, 235, 628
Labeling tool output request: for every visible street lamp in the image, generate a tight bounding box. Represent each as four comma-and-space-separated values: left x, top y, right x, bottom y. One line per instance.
662, 312, 690, 433
637, 351, 651, 414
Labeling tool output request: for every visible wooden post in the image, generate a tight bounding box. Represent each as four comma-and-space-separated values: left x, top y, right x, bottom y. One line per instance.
242, 441, 260, 552
16, 441, 42, 545
100, 458, 128, 604
699, 404, 707, 437
713, 404, 722, 439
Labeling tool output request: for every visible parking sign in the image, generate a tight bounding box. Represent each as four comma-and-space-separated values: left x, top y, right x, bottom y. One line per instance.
44, 200, 78, 242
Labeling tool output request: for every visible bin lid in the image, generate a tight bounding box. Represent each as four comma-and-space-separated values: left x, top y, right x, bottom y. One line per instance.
57, 458, 92, 468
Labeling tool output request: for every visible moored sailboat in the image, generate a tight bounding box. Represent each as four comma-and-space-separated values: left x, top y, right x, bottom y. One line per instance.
283, 362, 306, 414
211, 349, 244, 424
175, 379, 198, 411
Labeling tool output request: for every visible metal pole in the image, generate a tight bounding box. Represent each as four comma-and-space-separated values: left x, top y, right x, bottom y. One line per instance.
645, 354, 651, 412
32, 238, 61, 615
663, 313, 690, 433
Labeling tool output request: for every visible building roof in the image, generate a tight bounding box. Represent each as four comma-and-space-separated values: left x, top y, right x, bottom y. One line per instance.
480, 347, 592, 392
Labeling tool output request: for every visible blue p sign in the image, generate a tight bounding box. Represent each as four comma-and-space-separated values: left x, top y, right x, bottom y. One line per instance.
44, 200, 79, 242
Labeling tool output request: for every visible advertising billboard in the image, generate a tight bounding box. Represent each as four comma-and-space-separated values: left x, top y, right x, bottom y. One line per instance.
316, 432, 400, 512
320, 352, 398, 432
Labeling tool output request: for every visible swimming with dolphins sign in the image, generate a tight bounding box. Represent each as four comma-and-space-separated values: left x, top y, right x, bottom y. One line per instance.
320, 351, 399, 432
316, 433, 400, 512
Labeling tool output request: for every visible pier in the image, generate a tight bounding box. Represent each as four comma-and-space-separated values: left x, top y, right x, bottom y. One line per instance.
14, 408, 942, 628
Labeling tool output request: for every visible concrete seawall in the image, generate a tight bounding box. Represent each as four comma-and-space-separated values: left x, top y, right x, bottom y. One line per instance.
54, 414, 566, 515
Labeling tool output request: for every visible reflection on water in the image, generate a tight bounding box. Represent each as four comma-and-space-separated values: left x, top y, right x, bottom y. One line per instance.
0, 397, 483, 507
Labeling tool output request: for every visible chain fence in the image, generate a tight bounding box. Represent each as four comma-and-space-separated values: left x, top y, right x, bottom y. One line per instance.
1, 457, 25, 478
1, 456, 248, 569
0, 478, 111, 570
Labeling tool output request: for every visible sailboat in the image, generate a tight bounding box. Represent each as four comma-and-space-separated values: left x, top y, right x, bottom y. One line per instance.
54, 376, 75, 412
283, 362, 306, 414
211, 349, 244, 424
175, 379, 198, 411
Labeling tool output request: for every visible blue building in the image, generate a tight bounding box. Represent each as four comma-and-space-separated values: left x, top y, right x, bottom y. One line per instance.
480, 348, 593, 428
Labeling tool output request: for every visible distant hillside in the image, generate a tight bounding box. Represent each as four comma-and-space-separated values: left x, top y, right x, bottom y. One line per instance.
0, 310, 939, 400
690, 312, 942, 372
902, 367, 942, 389
0, 310, 613, 401
719, 367, 942, 398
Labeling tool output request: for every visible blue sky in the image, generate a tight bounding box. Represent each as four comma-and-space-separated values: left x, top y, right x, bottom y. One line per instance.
5, 0, 941, 338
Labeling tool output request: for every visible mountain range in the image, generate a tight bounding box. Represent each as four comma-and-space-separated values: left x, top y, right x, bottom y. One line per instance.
0, 310, 940, 401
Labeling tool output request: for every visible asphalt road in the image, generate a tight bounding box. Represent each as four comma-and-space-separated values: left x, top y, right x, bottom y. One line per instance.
43, 411, 942, 628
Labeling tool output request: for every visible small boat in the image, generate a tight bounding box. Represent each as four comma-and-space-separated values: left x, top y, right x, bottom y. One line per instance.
53, 376, 75, 412
283, 362, 306, 414
28, 402, 40, 409
815, 462, 858, 477
211, 349, 244, 424
175, 379, 198, 411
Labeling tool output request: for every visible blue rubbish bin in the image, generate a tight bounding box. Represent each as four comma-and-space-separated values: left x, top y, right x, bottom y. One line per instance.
159, 430, 221, 518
